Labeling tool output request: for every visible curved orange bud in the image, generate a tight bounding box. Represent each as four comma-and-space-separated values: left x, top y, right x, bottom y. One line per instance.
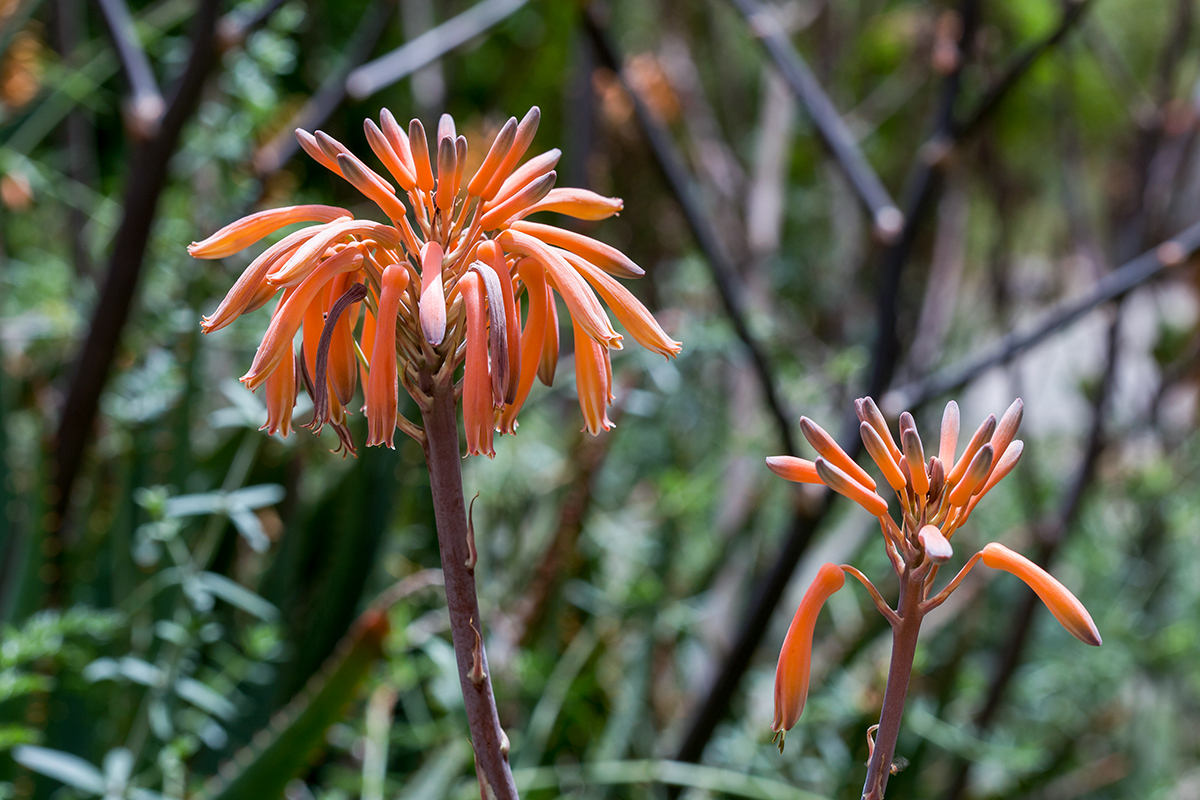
860, 421, 906, 492
479, 171, 556, 230
765, 456, 821, 484
408, 118, 435, 193
520, 188, 624, 221
267, 220, 398, 287
435, 135, 457, 213
510, 220, 644, 279
336, 153, 409, 223
572, 316, 615, 435
900, 424, 929, 496
562, 251, 681, 358
489, 149, 560, 206
379, 109, 418, 181
980, 543, 1101, 646
460, 272, 495, 457
966, 441, 1024, 517
364, 118, 416, 191
856, 397, 901, 462
468, 117, 518, 197
481, 106, 541, 200
773, 563, 845, 735
939, 400, 960, 468
496, 229, 621, 348
242, 248, 364, 390
188, 204, 348, 259
418, 241, 447, 346
814, 458, 889, 517
200, 226, 319, 334
918, 524, 952, 563
947, 413, 996, 486
987, 398, 1023, 480
800, 417, 877, 491
366, 266, 409, 447
947, 444, 993, 506
295, 129, 344, 177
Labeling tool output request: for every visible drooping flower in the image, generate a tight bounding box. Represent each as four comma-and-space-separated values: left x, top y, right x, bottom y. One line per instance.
191, 107, 681, 453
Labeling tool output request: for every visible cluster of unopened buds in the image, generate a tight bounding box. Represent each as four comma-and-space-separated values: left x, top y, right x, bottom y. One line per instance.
189, 106, 680, 455
767, 397, 1100, 798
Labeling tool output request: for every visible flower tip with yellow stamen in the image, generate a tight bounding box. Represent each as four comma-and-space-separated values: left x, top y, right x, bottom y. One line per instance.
773, 563, 845, 735
980, 542, 1101, 646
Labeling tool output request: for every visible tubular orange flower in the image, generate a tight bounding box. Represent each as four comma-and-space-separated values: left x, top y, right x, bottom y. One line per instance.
572, 315, 615, 435
800, 416, 877, 491
814, 458, 889, 517
366, 265, 409, 448
520, 188, 624, 221
980, 543, 1101, 645
773, 563, 845, 741
460, 272, 495, 457
188, 204, 348, 258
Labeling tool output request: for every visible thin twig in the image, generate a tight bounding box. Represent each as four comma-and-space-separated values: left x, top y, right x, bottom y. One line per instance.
346, 0, 528, 100
726, 0, 903, 241
884, 220, 1200, 411
584, 6, 798, 457
95, 0, 166, 138
47, 0, 223, 594
253, 0, 394, 177
951, 0, 1094, 142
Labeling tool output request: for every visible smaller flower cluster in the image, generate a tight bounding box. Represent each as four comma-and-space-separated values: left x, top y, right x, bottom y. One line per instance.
768, 397, 1101, 743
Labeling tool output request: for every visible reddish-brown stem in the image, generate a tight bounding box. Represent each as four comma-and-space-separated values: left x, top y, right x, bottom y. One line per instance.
861, 567, 925, 800
419, 376, 518, 800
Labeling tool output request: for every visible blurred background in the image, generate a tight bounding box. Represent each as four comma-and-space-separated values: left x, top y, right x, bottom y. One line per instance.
2, 0, 1199, 797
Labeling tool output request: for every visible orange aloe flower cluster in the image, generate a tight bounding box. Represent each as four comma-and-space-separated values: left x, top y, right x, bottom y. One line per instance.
190, 107, 681, 455
767, 397, 1101, 755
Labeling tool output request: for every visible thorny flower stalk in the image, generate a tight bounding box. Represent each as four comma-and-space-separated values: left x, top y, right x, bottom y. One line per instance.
768, 398, 1100, 800
190, 107, 681, 799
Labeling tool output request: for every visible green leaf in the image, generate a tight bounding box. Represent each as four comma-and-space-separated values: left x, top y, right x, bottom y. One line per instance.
194, 573, 279, 621
12, 745, 104, 795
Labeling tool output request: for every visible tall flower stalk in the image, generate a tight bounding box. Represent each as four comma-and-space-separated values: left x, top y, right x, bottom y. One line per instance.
190, 107, 680, 799
768, 398, 1100, 800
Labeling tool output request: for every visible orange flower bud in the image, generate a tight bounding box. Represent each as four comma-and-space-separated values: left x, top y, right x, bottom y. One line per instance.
408, 118, 435, 193
800, 417, 877, 491
773, 563, 845, 736
859, 421, 906, 492
765, 456, 821, 484
947, 444, 993, 507
467, 117, 518, 197
481, 106, 540, 200
366, 265, 410, 448
939, 400, 960, 468
947, 413, 995, 486
900, 425, 929, 497
814, 459, 889, 517
980, 543, 1101, 646
497, 260, 552, 434
857, 397, 901, 462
